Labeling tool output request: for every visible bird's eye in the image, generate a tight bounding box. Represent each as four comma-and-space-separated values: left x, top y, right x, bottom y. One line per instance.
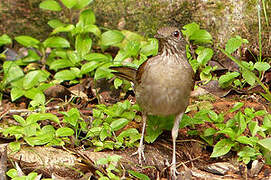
173, 31, 180, 38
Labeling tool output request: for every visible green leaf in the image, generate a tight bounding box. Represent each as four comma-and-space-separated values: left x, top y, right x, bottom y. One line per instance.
210, 139, 234, 157
219, 71, 240, 88
241, 68, 255, 86
48, 19, 66, 29
110, 118, 129, 131
84, 53, 112, 62
3, 61, 24, 83
83, 24, 101, 37
22, 49, 41, 63
73, 0, 93, 9
236, 136, 255, 146
203, 128, 216, 136
54, 69, 77, 81
11, 87, 24, 101
140, 38, 158, 56
75, 34, 92, 58
43, 36, 70, 48
101, 30, 124, 46
56, 127, 74, 137
77, 9, 95, 26
229, 102, 244, 113
14, 35, 40, 47
225, 36, 247, 54
254, 62, 270, 72
80, 61, 101, 74
258, 138, 271, 151
114, 78, 123, 89
51, 24, 75, 35
23, 70, 49, 89
182, 22, 200, 38
49, 58, 75, 71
6, 169, 18, 178
190, 30, 212, 44
94, 66, 113, 80
128, 170, 150, 180
196, 47, 213, 65
60, 0, 77, 8
39, 0, 62, 11
8, 141, 21, 152
13, 115, 26, 126
0, 34, 12, 46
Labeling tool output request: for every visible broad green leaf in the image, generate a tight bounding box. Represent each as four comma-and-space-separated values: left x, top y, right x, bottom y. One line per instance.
39, 0, 62, 11
13, 115, 26, 125
11, 87, 24, 101
236, 136, 254, 146
39, 113, 60, 123
225, 36, 248, 54
3, 61, 24, 83
210, 139, 234, 157
73, 0, 93, 9
43, 36, 70, 48
110, 118, 129, 131
51, 24, 75, 35
48, 19, 65, 29
241, 68, 255, 86
124, 40, 141, 57
182, 22, 200, 38
0, 34, 12, 46
60, 0, 77, 8
75, 34, 92, 58
258, 138, 271, 151
67, 50, 80, 64
218, 71, 240, 88
24, 136, 50, 146
196, 47, 213, 65
77, 9, 95, 27
80, 61, 101, 74
22, 49, 40, 63
30, 93, 46, 107
6, 169, 18, 178
84, 53, 112, 62
114, 78, 122, 89
8, 142, 21, 152
23, 70, 49, 89
190, 30, 212, 44
140, 38, 158, 56
203, 128, 216, 136
94, 66, 113, 80
56, 127, 74, 137
24, 88, 43, 100
254, 62, 270, 72
128, 170, 150, 180
49, 58, 75, 71
229, 102, 244, 113
84, 24, 101, 37
14, 36, 40, 47
54, 69, 77, 81
101, 30, 124, 46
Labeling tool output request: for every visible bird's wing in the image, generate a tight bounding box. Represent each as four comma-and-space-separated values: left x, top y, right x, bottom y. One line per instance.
110, 66, 137, 82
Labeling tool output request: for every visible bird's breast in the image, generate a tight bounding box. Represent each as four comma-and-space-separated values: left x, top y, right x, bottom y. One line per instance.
135, 55, 193, 116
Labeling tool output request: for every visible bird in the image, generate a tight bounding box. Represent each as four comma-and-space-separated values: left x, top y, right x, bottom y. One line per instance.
111, 26, 194, 179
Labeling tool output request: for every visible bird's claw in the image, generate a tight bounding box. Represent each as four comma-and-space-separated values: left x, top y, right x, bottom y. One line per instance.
170, 163, 180, 180
132, 145, 145, 165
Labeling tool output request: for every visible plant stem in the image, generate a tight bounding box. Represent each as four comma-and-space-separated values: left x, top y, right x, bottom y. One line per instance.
257, 1, 262, 62
218, 47, 271, 100
262, 0, 269, 26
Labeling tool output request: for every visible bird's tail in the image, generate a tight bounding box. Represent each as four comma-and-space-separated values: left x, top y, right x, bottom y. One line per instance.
110, 66, 137, 83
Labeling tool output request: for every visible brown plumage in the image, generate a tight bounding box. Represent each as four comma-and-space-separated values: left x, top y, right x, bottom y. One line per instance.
111, 26, 194, 179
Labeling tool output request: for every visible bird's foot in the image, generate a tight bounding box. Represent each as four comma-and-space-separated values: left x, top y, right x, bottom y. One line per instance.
132, 145, 145, 165
170, 163, 179, 180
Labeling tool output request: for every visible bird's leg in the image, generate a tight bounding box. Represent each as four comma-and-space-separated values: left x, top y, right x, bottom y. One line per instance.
132, 114, 147, 165
170, 112, 184, 179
